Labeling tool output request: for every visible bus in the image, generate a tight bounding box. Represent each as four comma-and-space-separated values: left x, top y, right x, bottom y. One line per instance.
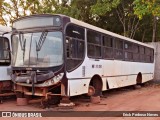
0, 25, 13, 99
11, 14, 155, 104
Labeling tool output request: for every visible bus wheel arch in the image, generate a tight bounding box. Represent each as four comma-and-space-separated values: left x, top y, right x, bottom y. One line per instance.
88, 75, 103, 96
136, 72, 142, 85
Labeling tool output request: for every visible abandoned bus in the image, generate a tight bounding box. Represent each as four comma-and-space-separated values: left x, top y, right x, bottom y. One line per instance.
11, 14, 155, 102
0, 25, 12, 94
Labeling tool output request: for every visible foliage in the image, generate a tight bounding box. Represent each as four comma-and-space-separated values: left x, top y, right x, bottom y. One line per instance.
133, 0, 160, 42
0, 0, 159, 42
91, 0, 120, 16
134, 0, 160, 19
0, 0, 6, 25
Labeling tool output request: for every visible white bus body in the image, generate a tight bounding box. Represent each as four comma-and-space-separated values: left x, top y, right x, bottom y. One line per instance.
11, 14, 155, 100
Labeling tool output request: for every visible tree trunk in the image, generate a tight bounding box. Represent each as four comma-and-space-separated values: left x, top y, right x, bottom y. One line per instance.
142, 30, 146, 42
152, 16, 157, 42
123, 22, 126, 37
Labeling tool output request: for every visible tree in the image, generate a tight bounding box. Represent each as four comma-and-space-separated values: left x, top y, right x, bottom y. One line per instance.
134, 15, 153, 42
2, 0, 32, 25
1, 0, 67, 25
134, 0, 160, 42
55, 0, 96, 24
0, 0, 155, 43
91, 0, 140, 39
0, 0, 6, 25
91, 0, 120, 16
115, 0, 140, 38
2, 0, 56, 25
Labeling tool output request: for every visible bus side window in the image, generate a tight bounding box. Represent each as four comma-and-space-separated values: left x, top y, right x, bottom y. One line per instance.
133, 44, 139, 62
66, 37, 70, 58
145, 47, 154, 63
139, 46, 145, 62
124, 41, 133, 61
66, 38, 77, 58
145, 47, 151, 63
114, 39, 123, 60
102, 35, 113, 59
87, 30, 101, 58
0, 37, 10, 59
3, 40, 10, 59
65, 24, 85, 71
151, 49, 154, 63
0, 37, 10, 66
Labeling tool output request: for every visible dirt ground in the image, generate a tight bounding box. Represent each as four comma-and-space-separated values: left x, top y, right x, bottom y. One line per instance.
1, 80, 160, 120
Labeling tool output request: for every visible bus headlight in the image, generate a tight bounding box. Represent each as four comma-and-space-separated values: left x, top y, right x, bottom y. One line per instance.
52, 73, 64, 83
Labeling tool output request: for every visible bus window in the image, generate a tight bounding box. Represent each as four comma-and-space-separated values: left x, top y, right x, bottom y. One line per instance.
145, 48, 154, 63
139, 46, 145, 62
124, 41, 133, 61
65, 24, 85, 71
145, 47, 151, 63
124, 52, 132, 61
102, 36, 113, 59
124, 42, 132, 50
87, 30, 101, 58
77, 41, 84, 58
114, 39, 123, 60
66, 24, 84, 40
133, 44, 139, 53
0, 37, 10, 66
114, 39, 123, 49
140, 46, 145, 54
103, 36, 113, 47
133, 44, 139, 62
145, 47, 151, 55
151, 49, 154, 63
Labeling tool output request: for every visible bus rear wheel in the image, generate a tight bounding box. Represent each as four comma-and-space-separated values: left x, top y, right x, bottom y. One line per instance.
136, 73, 142, 85
134, 73, 142, 89
88, 76, 102, 97
88, 86, 95, 96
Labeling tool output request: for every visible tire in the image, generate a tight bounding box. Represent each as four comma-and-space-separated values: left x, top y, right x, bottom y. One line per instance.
89, 77, 102, 97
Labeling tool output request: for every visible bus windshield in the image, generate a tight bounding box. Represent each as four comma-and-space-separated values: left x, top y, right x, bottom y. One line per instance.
0, 37, 10, 65
12, 31, 63, 67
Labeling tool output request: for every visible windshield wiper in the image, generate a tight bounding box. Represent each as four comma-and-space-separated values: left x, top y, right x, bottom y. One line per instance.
22, 39, 26, 62
18, 32, 26, 62
36, 31, 48, 51
19, 32, 26, 51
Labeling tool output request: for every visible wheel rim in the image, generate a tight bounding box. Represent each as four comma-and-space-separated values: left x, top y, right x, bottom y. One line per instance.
87, 86, 95, 96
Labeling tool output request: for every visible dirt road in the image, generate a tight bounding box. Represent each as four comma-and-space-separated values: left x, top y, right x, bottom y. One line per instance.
1, 80, 160, 120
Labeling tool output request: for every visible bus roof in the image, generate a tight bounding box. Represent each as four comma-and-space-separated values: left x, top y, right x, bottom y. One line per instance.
69, 17, 154, 49
12, 14, 154, 49
0, 25, 11, 34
